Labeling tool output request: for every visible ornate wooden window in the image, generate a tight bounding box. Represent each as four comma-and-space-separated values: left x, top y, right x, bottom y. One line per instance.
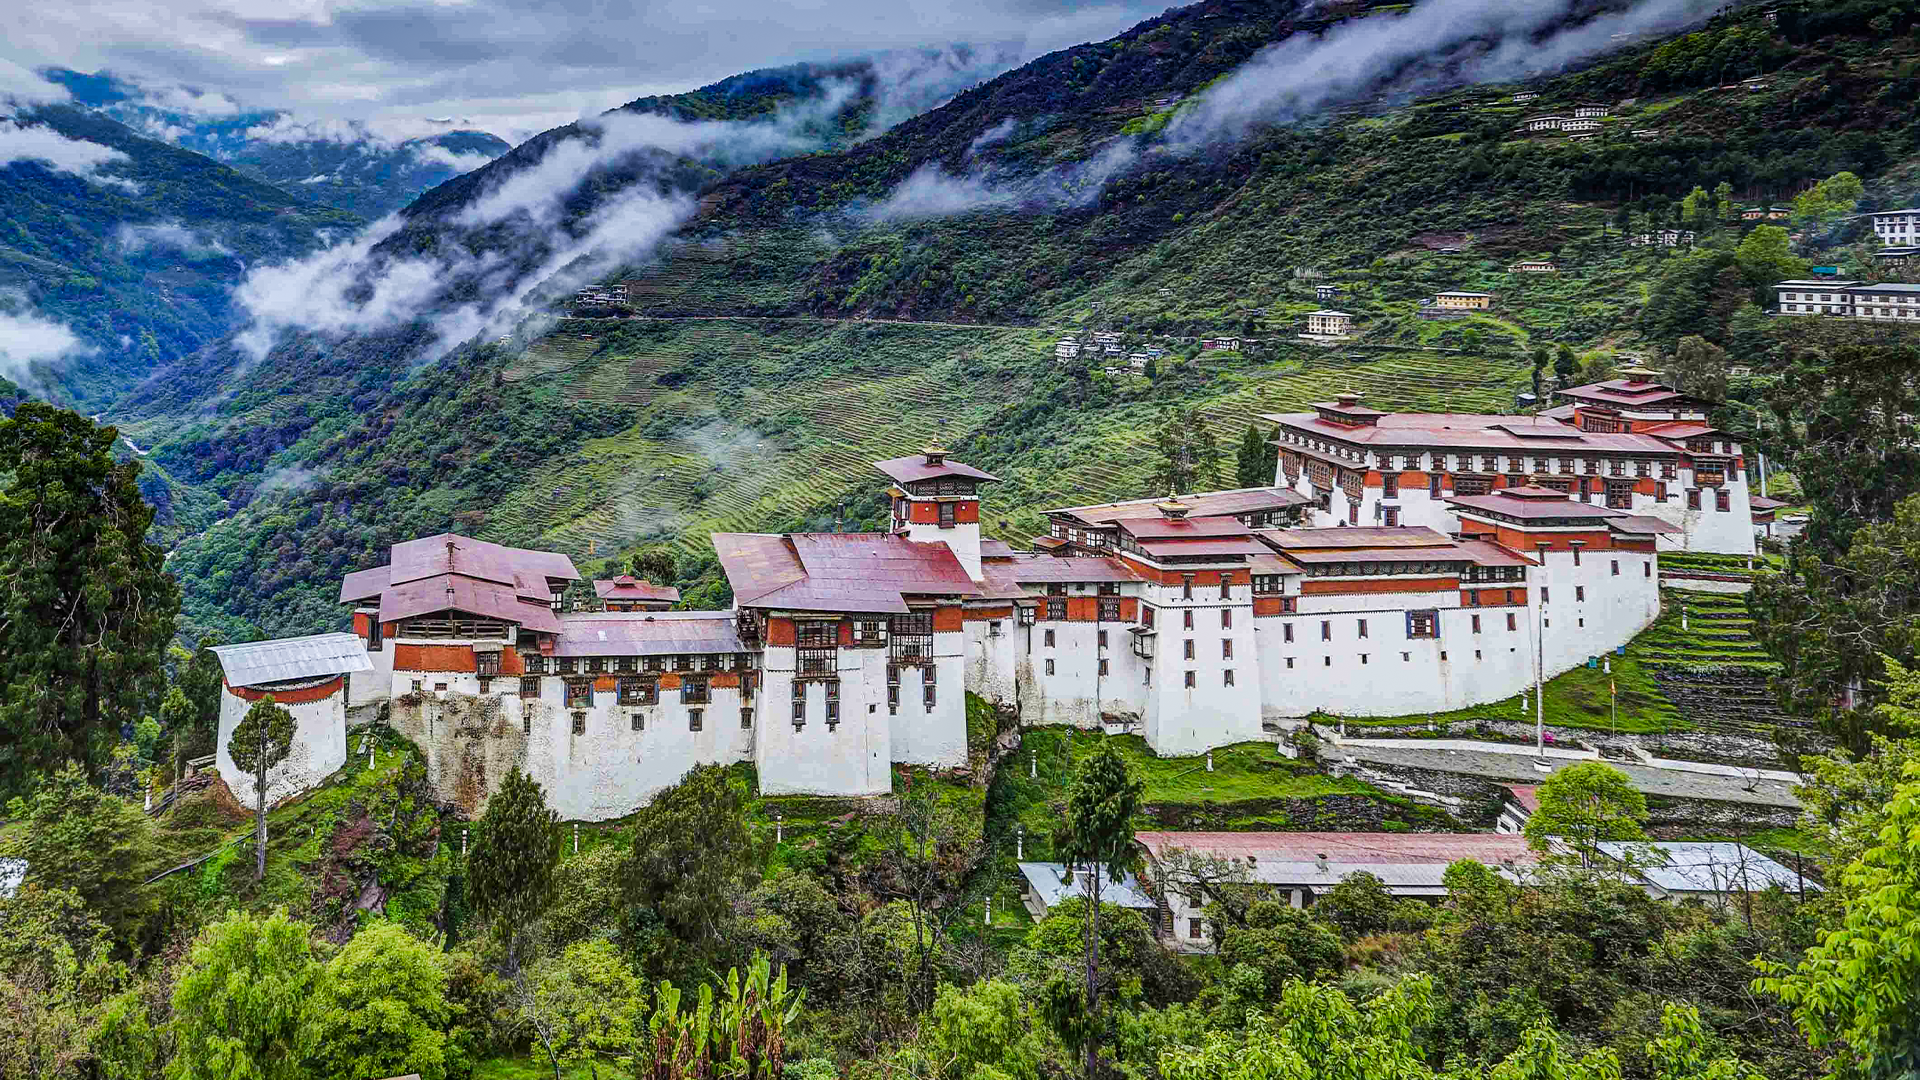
564, 679, 593, 708
619, 678, 657, 706
519, 676, 541, 700
796, 620, 838, 648
1098, 598, 1122, 621
681, 676, 710, 705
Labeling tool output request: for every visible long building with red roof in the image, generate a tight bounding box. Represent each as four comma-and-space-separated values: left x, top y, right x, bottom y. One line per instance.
1265, 371, 1757, 554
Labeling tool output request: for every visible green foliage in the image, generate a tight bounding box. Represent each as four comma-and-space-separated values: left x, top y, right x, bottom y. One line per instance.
528, 940, 646, 1073
1159, 975, 1439, 1080
303, 921, 454, 1080
1217, 901, 1343, 996
1756, 765, 1920, 1079
1752, 494, 1920, 749
0, 885, 133, 1079
1234, 423, 1270, 489
1311, 871, 1435, 941
1522, 762, 1649, 866
627, 765, 759, 976
1789, 171, 1864, 227
0, 404, 179, 796
468, 769, 561, 969
227, 695, 295, 880
167, 908, 322, 1080
1150, 408, 1223, 494
913, 979, 1051, 1080
4, 763, 160, 944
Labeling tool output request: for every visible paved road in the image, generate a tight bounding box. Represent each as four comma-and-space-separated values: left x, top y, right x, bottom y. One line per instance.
1339, 743, 1801, 809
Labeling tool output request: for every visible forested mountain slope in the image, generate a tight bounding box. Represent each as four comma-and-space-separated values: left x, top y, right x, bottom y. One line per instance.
141, 0, 1920, 641
0, 104, 359, 406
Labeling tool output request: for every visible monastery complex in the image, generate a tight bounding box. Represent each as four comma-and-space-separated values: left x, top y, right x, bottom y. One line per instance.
214, 372, 1762, 820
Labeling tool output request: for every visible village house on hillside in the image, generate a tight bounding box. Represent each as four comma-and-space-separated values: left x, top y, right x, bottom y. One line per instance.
1432, 290, 1494, 310
1509, 260, 1558, 273
1573, 103, 1609, 118
1303, 310, 1354, 337
1871, 208, 1920, 244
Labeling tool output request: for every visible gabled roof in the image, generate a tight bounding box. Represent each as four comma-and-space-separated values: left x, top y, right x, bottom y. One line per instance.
1132, 537, 1273, 558
1261, 526, 1458, 551
714, 532, 980, 614
1264, 410, 1686, 454
212, 633, 375, 689
340, 566, 390, 604
1115, 516, 1253, 540
1748, 495, 1789, 511
594, 576, 680, 604
1557, 379, 1707, 409
342, 535, 580, 633
1017, 862, 1157, 911
1608, 515, 1684, 535
873, 454, 1000, 485
551, 611, 743, 657
1448, 487, 1624, 521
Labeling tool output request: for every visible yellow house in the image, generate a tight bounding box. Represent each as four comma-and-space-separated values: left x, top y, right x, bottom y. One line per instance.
1433, 291, 1494, 310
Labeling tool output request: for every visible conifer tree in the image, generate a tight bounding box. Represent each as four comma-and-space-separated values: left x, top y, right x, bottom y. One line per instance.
469, 768, 561, 973
1234, 424, 1269, 489
1055, 741, 1143, 1080
0, 404, 179, 796
227, 695, 296, 881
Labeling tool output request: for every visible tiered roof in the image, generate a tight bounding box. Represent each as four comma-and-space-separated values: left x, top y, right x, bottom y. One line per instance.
593, 576, 681, 605
339, 534, 580, 634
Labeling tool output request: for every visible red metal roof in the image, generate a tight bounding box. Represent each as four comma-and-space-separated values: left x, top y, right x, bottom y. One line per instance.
1556, 379, 1705, 409
1262, 526, 1457, 551
551, 611, 743, 656
1748, 495, 1788, 511
387, 534, 579, 589
593, 576, 681, 603
340, 565, 390, 604
1264, 411, 1686, 454
1002, 553, 1142, 584
1448, 490, 1624, 520
1116, 516, 1254, 539
1132, 538, 1274, 558
715, 532, 980, 614
1607, 515, 1683, 535
1452, 539, 1537, 567
872, 454, 1000, 485
1048, 487, 1309, 525
377, 575, 562, 634
1137, 831, 1536, 865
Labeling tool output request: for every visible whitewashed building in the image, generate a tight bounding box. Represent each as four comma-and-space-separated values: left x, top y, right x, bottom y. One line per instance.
1269, 376, 1757, 554
211, 634, 374, 809
1871, 208, 1920, 244
218, 395, 1757, 819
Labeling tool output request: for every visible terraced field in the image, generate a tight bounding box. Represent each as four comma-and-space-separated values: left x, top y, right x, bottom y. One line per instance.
476, 316, 1528, 564
1634, 589, 1801, 741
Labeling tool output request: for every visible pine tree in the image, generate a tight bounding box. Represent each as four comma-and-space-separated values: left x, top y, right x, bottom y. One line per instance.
1234, 424, 1267, 489
469, 768, 561, 973
0, 404, 179, 796
1054, 741, 1143, 1080
227, 695, 295, 881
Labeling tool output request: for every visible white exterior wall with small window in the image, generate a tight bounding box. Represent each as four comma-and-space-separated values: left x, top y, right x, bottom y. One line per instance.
965, 611, 1020, 707
754, 640, 895, 798
1253, 592, 1535, 718
1140, 574, 1264, 756
348, 604, 394, 709
1527, 546, 1662, 677
1016, 598, 1149, 731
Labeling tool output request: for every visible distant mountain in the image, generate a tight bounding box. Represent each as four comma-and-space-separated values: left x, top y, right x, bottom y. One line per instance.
43, 69, 512, 217
0, 103, 357, 406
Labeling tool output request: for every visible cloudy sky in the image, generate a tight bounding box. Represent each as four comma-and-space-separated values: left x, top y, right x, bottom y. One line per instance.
0, 0, 1172, 143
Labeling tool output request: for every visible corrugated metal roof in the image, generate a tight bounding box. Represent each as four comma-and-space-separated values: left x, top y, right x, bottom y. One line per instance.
377, 575, 562, 633
339, 565, 390, 603
1137, 831, 1537, 892
1449, 492, 1624, 520
552, 612, 744, 656
1002, 553, 1141, 584
1263, 411, 1689, 454
1018, 862, 1157, 910
1262, 526, 1456, 551
211, 633, 374, 688
1133, 538, 1273, 557
1608, 515, 1683, 535
1116, 517, 1254, 539
1596, 841, 1819, 894
716, 532, 979, 614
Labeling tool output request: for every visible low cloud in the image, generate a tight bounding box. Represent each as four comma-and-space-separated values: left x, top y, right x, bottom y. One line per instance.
0, 59, 68, 107
411, 143, 496, 173
116, 220, 233, 259
1165, 0, 1719, 149
0, 294, 93, 387
0, 118, 133, 188
864, 138, 1138, 222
